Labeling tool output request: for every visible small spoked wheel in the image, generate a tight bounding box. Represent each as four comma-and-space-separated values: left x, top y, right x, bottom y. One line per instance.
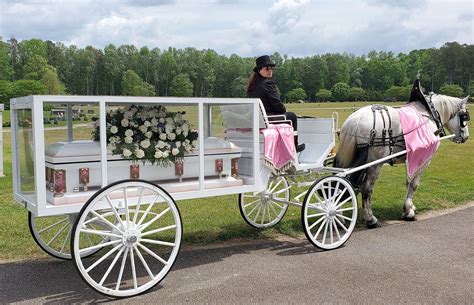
71, 180, 182, 298
302, 176, 357, 250
29, 212, 102, 260
239, 176, 289, 228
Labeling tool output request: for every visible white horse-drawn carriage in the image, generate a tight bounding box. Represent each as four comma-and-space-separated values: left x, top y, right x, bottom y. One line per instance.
10, 91, 469, 298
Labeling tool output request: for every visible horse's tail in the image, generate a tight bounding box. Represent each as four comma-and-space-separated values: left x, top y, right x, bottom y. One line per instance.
334, 124, 357, 169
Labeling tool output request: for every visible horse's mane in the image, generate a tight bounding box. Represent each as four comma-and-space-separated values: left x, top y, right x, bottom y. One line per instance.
428, 94, 463, 124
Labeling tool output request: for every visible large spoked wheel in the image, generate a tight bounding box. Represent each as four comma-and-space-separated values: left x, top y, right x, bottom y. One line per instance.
71, 179, 182, 298
29, 212, 103, 260
302, 176, 357, 250
239, 176, 290, 228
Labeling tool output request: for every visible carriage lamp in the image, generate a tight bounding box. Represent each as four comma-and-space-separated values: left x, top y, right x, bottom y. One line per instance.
79, 168, 90, 191
53, 169, 66, 197
175, 160, 184, 182
130, 164, 140, 179
215, 159, 224, 178
232, 158, 239, 178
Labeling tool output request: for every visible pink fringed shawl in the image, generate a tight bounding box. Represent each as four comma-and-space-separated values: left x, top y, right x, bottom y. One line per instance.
397, 105, 439, 182
261, 124, 295, 173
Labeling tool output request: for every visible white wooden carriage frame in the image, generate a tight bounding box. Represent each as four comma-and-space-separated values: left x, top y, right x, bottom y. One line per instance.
10, 95, 264, 217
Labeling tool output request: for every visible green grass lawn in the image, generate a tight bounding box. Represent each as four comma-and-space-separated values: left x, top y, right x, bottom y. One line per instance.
0, 101, 472, 261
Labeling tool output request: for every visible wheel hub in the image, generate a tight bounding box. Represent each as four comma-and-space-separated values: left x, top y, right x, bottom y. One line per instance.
123, 229, 140, 247
327, 207, 337, 219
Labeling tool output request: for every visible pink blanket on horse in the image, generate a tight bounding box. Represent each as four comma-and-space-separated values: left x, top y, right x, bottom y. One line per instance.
397, 105, 439, 182
261, 124, 295, 173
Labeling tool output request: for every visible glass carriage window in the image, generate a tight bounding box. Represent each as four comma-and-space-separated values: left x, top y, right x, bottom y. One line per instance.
16, 109, 36, 200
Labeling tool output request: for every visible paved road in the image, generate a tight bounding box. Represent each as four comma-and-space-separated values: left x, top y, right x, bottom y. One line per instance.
1, 207, 473, 304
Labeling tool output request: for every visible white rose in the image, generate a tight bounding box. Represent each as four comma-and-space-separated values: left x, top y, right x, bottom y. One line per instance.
185, 144, 192, 152
192, 140, 198, 148
144, 120, 151, 128
166, 118, 173, 124
157, 140, 166, 148
159, 118, 165, 123
162, 151, 169, 158
159, 133, 167, 140
182, 123, 189, 132
183, 131, 188, 137
121, 119, 129, 127
151, 118, 158, 125
107, 143, 116, 151
135, 149, 145, 159
125, 136, 133, 144
125, 129, 133, 137
110, 126, 118, 134
139, 125, 148, 133
140, 139, 151, 149
154, 150, 163, 159
176, 128, 182, 135
185, 139, 190, 144
175, 141, 181, 148
172, 148, 179, 156
168, 133, 176, 140
145, 131, 153, 139
123, 148, 132, 158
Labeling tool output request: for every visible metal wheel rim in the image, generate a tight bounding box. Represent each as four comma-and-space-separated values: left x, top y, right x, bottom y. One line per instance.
239, 176, 289, 228
71, 180, 182, 298
302, 176, 357, 250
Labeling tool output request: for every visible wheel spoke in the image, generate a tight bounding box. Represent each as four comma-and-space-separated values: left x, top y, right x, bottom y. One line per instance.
308, 214, 326, 230
268, 201, 280, 218
321, 220, 329, 245
334, 216, 348, 232
136, 194, 160, 227
260, 204, 266, 224
313, 218, 327, 240
140, 238, 175, 247
269, 179, 282, 193
333, 188, 348, 208
138, 207, 170, 232
252, 204, 262, 223
311, 192, 325, 207
329, 218, 334, 244
332, 219, 341, 241
98, 247, 125, 286
132, 187, 145, 223
105, 195, 125, 229
137, 243, 168, 265
307, 203, 326, 212
243, 198, 260, 208
135, 246, 155, 280
59, 226, 72, 254
115, 248, 128, 291
79, 239, 122, 255
38, 217, 68, 234
80, 228, 122, 239
336, 214, 353, 222
130, 248, 138, 289
335, 195, 352, 210
46, 222, 69, 246
273, 186, 291, 195
86, 243, 123, 273
123, 187, 130, 229
141, 225, 177, 237
306, 212, 326, 219
90, 210, 123, 233
337, 207, 354, 212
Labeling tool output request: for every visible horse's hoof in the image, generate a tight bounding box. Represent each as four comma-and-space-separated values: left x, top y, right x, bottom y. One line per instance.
403, 216, 416, 222
366, 221, 382, 229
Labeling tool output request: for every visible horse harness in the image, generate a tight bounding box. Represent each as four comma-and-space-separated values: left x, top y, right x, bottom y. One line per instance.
357, 104, 405, 154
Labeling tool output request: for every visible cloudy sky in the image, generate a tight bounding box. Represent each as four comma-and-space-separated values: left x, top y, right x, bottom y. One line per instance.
0, 0, 472, 57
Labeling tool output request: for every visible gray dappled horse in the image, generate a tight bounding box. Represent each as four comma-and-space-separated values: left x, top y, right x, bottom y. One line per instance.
335, 94, 470, 228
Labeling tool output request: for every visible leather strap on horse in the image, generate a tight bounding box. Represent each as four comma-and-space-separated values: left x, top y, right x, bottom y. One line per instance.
408, 78, 445, 137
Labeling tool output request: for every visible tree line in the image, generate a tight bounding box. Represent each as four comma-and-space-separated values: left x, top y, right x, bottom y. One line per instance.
0, 38, 472, 106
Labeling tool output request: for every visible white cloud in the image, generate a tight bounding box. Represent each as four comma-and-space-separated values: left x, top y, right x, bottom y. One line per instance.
0, 0, 471, 56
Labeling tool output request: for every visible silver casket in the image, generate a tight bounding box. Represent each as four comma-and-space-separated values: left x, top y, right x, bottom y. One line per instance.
45, 137, 242, 205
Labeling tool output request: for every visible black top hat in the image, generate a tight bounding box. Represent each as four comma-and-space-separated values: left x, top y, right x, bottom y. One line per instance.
253, 55, 276, 72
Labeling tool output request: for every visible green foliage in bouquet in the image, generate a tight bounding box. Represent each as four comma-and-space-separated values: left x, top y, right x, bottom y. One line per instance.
92, 104, 199, 166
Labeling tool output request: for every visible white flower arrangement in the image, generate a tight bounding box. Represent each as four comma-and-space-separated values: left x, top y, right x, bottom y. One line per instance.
93, 104, 199, 166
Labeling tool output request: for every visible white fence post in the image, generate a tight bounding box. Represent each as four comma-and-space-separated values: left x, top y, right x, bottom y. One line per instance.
0, 104, 3, 177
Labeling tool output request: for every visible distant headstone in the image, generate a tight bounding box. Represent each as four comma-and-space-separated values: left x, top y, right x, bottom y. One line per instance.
0, 104, 4, 177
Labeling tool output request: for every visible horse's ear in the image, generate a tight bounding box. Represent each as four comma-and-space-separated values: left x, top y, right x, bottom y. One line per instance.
461, 96, 470, 105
